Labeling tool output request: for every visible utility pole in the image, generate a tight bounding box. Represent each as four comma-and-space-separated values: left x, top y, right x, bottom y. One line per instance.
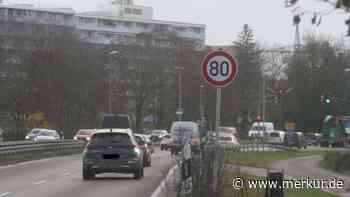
175, 66, 184, 120
262, 76, 266, 122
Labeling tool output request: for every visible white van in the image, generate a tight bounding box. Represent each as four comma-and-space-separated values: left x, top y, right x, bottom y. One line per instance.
248, 122, 274, 140
170, 121, 200, 154
266, 130, 286, 144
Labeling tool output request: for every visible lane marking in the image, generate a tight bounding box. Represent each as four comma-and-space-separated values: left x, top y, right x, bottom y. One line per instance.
34, 180, 47, 185
63, 172, 71, 176
0, 192, 12, 197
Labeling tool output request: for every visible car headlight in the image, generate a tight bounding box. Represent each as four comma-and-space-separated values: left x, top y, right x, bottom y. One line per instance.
73, 136, 78, 140
86, 137, 90, 141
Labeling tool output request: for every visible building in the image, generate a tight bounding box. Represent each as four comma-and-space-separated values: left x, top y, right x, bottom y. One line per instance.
0, 1, 205, 47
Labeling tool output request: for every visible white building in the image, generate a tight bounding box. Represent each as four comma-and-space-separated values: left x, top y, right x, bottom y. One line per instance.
0, 1, 206, 46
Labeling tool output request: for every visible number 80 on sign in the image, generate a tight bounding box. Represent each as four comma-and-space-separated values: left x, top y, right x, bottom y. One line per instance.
201, 50, 238, 87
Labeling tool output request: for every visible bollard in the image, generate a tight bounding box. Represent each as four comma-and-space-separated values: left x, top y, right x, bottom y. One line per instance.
265, 169, 284, 197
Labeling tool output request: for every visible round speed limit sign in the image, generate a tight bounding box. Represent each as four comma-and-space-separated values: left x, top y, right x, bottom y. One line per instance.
201, 50, 238, 87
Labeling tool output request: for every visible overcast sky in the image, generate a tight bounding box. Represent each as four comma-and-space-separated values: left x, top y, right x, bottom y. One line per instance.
4, 0, 350, 46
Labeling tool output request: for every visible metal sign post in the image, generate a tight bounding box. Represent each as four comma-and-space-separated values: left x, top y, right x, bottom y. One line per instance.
215, 88, 222, 139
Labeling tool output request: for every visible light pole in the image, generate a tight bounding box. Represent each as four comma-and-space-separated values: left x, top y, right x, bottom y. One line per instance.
199, 84, 205, 124
175, 66, 184, 120
105, 50, 119, 114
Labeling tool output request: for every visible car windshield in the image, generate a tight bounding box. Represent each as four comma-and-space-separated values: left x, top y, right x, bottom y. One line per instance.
31, 130, 41, 134
38, 131, 53, 136
90, 133, 132, 145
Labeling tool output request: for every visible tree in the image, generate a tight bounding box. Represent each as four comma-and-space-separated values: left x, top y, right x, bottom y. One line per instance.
231, 24, 263, 134
285, 35, 350, 131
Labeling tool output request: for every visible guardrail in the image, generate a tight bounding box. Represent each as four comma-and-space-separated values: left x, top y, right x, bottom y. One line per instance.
0, 139, 77, 147
223, 143, 289, 152
0, 140, 86, 164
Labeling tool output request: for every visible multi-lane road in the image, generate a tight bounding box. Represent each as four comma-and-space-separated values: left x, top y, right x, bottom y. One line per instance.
0, 148, 174, 197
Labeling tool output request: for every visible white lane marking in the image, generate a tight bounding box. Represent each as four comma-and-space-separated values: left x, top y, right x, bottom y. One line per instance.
34, 180, 47, 185
0, 192, 12, 197
63, 172, 71, 176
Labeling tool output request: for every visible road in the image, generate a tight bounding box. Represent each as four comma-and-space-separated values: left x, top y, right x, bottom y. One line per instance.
270, 155, 350, 196
0, 148, 174, 197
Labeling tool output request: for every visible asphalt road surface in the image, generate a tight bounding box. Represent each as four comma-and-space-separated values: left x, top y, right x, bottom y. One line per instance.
270, 155, 350, 196
0, 148, 174, 197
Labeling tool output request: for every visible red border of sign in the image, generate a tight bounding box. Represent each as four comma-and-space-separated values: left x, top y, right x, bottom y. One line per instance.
201, 50, 238, 87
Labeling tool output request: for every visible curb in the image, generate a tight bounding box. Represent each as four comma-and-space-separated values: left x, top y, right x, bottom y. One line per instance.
150, 165, 177, 197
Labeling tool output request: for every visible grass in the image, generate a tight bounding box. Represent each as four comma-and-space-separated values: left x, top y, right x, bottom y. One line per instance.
219, 172, 338, 197
320, 151, 350, 175
225, 149, 334, 168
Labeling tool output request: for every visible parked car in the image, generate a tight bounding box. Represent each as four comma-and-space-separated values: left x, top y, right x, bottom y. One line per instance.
134, 134, 151, 167
82, 130, 144, 180
218, 132, 239, 148
150, 130, 168, 142
284, 132, 307, 149
160, 134, 172, 150
33, 130, 60, 142
73, 129, 95, 142
25, 128, 46, 140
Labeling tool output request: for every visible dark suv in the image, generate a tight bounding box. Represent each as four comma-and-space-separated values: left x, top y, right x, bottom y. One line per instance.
82, 131, 144, 180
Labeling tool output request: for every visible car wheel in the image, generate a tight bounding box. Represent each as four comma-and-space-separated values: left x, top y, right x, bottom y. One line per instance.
83, 170, 94, 180
134, 168, 143, 179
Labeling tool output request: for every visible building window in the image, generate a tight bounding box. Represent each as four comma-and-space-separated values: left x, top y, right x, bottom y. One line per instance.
79, 17, 95, 25
174, 26, 187, 32
192, 27, 202, 33
98, 19, 116, 28
124, 8, 142, 15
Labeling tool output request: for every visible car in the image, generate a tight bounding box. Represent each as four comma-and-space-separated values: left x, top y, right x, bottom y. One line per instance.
82, 130, 144, 180
134, 134, 151, 167
284, 131, 307, 149
73, 129, 95, 142
150, 130, 167, 142
305, 132, 321, 146
160, 134, 172, 150
218, 132, 239, 148
170, 121, 200, 155
33, 130, 60, 142
265, 130, 286, 144
102, 114, 132, 129
25, 128, 46, 140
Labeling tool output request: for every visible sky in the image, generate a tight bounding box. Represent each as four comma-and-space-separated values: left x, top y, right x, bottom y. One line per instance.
4, 0, 350, 46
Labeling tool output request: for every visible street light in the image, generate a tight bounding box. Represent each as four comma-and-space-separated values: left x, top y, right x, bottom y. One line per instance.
174, 66, 184, 120
105, 50, 119, 114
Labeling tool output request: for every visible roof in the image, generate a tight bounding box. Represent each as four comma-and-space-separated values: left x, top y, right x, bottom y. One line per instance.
0, 4, 75, 14
76, 11, 205, 28
93, 128, 132, 135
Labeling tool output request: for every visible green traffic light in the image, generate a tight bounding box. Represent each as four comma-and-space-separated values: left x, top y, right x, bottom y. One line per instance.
326, 99, 331, 104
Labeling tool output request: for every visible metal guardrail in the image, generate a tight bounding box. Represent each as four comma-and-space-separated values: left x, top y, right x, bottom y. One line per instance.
222, 143, 289, 152
0, 139, 76, 147
0, 140, 86, 163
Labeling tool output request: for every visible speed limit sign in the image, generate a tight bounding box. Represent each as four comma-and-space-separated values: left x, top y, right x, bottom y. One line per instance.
201, 50, 238, 87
